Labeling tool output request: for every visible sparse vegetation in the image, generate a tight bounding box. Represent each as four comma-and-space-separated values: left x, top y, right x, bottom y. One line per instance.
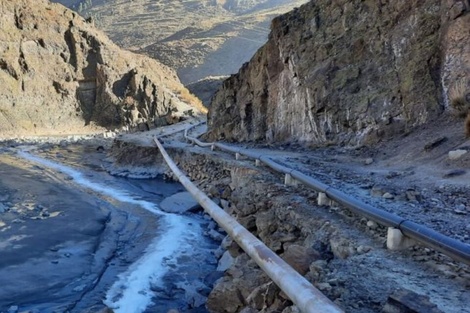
449, 78, 470, 137
176, 88, 208, 114
465, 112, 470, 138
449, 78, 469, 117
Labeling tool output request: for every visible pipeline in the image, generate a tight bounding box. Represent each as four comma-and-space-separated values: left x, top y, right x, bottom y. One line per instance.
183, 127, 470, 267
153, 137, 344, 313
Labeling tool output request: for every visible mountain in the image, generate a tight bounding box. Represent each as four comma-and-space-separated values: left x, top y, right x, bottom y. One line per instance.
51, 0, 309, 84
0, 0, 203, 138
206, 0, 470, 145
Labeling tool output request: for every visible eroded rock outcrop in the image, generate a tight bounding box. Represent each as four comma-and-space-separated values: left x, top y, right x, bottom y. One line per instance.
0, 0, 202, 137
207, 0, 470, 146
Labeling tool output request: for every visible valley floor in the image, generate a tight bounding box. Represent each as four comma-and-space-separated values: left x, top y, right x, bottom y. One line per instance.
0, 113, 468, 313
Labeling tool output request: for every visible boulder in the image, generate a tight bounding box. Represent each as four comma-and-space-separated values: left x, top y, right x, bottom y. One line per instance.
281, 244, 320, 275
159, 192, 200, 214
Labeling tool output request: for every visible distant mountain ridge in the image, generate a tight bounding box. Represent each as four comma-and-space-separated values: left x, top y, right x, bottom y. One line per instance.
51, 0, 308, 83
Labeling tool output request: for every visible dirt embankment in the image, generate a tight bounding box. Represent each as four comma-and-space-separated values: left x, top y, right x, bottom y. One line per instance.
109, 138, 469, 313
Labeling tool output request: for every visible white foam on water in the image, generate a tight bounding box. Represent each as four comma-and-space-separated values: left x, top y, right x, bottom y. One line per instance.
17, 150, 201, 313
104, 213, 198, 312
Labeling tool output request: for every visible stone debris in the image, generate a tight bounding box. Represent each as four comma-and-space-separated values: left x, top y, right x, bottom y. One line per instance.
366, 220, 378, 229
217, 250, 235, 272
424, 136, 447, 151
443, 169, 466, 178
382, 288, 443, 313
382, 192, 394, 200
448, 149, 468, 160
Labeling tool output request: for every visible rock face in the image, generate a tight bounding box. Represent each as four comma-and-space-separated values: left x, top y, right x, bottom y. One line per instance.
207, 0, 470, 146
0, 0, 202, 137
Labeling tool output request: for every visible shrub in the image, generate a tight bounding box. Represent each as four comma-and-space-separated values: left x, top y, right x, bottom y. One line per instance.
465, 112, 470, 138
449, 79, 469, 117
176, 88, 208, 114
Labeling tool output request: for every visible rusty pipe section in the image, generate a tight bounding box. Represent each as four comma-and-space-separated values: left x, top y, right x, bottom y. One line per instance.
153, 137, 344, 313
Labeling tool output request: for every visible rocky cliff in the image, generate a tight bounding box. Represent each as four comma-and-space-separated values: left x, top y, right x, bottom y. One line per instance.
0, 0, 202, 138
207, 0, 470, 146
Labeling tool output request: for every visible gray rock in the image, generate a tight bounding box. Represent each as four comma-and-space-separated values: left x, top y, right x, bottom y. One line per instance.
208, 229, 225, 242
405, 190, 422, 202
424, 136, 447, 151
371, 185, 386, 197
0, 203, 7, 213
364, 158, 374, 165
160, 192, 201, 213
443, 169, 466, 178
383, 192, 394, 199
282, 245, 320, 275
282, 306, 301, 313
357, 245, 372, 254
316, 282, 332, 291
366, 220, 378, 229
217, 250, 235, 272
454, 207, 467, 215
382, 288, 443, 313
330, 236, 355, 259
448, 149, 467, 160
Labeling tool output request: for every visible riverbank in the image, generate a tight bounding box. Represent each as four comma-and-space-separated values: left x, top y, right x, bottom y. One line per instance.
0, 151, 135, 312
0, 136, 221, 313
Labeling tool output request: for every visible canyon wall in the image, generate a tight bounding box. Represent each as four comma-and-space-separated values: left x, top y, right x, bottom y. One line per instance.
0, 0, 201, 137
207, 0, 470, 146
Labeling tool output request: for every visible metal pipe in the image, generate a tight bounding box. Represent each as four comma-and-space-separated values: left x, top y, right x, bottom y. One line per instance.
215, 143, 241, 154
259, 155, 293, 174
183, 132, 470, 266
154, 137, 344, 313
324, 188, 404, 228
400, 220, 470, 266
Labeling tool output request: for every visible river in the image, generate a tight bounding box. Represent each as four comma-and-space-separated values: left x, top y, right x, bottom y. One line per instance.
0, 142, 220, 313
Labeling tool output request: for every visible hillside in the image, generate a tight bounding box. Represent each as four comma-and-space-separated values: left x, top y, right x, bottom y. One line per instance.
52, 0, 308, 84
207, 0, 470, 146
0, 0, 203, 138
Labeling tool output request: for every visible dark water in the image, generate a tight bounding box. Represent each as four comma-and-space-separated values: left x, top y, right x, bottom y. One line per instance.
0, 144, 219, 313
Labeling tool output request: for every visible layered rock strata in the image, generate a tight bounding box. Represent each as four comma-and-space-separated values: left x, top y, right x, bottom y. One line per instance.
207, 0, 470, 146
